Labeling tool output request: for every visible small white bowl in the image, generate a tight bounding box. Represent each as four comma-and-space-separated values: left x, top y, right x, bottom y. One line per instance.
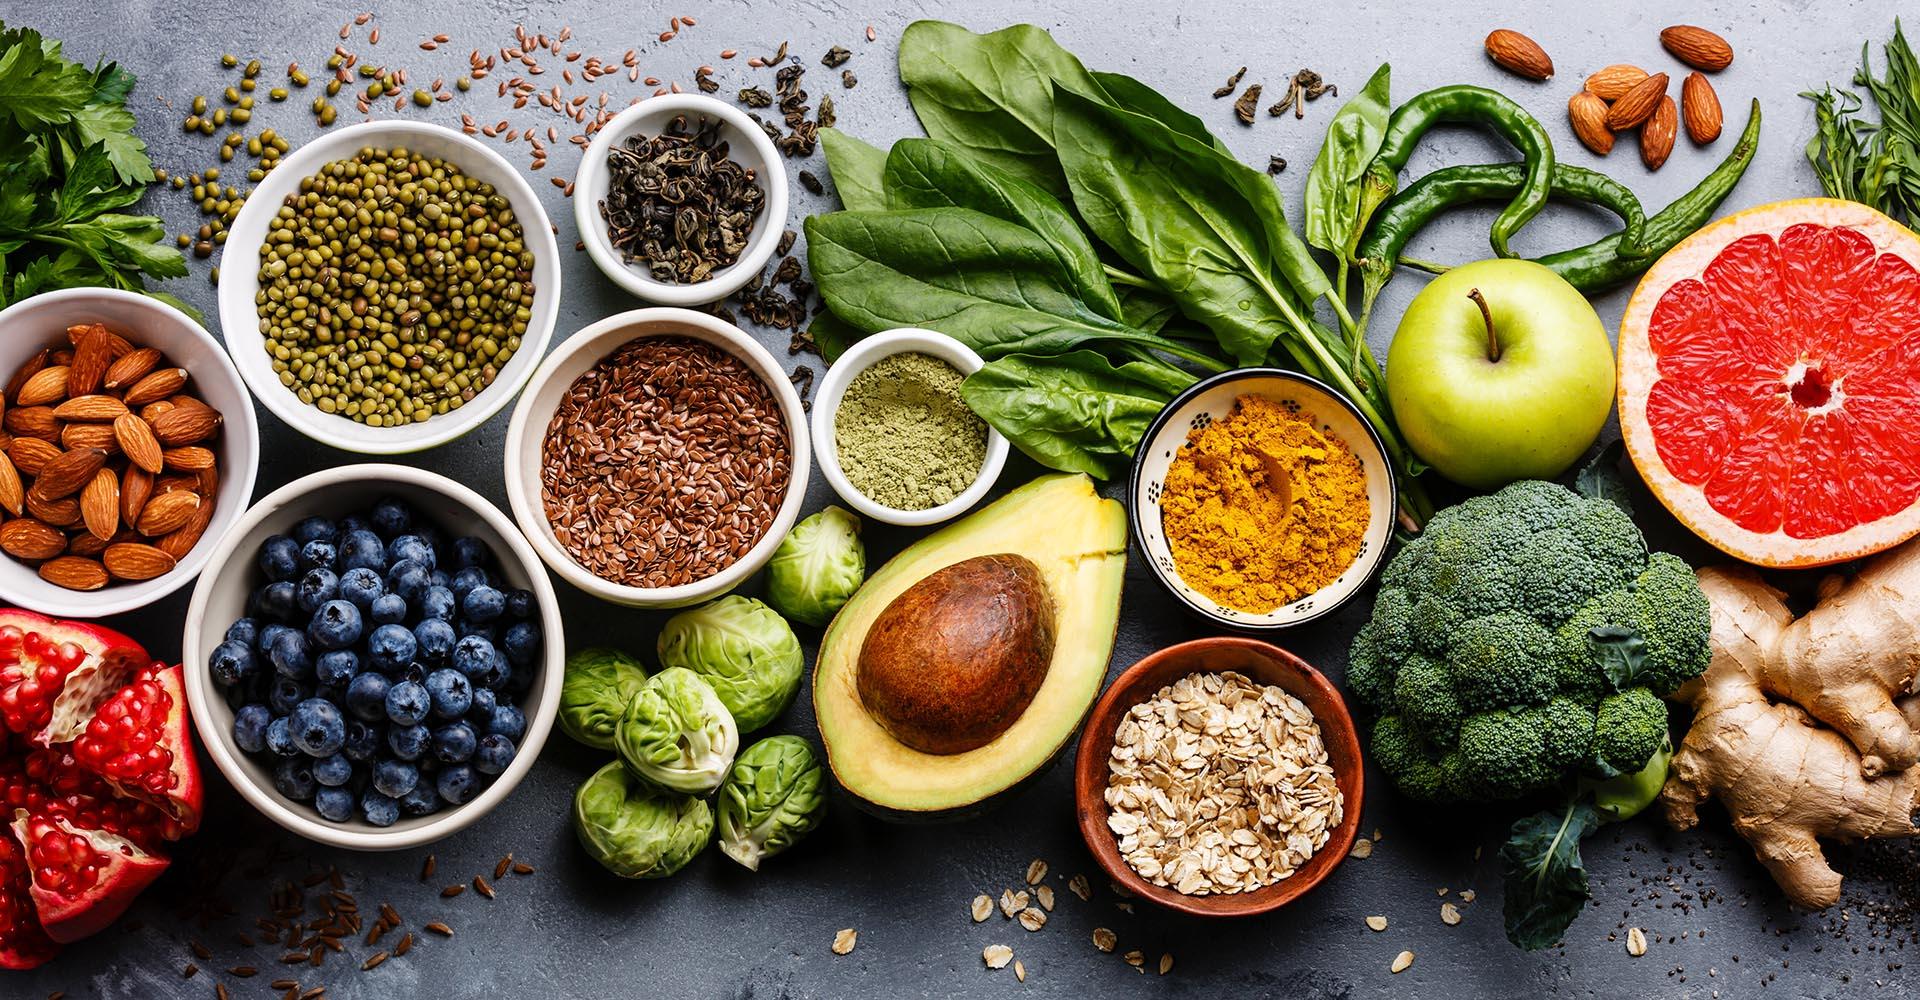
502, 307, 810, 609
182, 464, 565, 850
1128, 369, 1397, 630
811, 328, 1009, 527
0, 288, 260, 618
217, 121, 561, 454
572, 93, 788, 306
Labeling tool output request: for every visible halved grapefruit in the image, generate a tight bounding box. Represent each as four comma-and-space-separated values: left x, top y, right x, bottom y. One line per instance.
1619, 198, 1920, 568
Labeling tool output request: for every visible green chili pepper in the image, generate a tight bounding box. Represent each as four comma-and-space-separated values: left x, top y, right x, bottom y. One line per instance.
1364, 85, 1556, 259
1360, 162, 1649, 274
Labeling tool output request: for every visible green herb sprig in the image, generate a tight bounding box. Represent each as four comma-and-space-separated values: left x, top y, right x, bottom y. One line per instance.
1802, 19, 1920, 226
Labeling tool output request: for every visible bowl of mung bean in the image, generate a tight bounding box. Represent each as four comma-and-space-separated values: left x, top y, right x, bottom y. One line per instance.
218, 121, 560, 454
501, 307, 811, 609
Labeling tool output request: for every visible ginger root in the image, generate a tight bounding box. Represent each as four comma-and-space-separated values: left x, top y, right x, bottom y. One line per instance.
1660, 540, 1920, 911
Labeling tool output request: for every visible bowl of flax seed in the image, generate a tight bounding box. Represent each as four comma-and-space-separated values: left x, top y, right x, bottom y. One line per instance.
501, 307, 809, 608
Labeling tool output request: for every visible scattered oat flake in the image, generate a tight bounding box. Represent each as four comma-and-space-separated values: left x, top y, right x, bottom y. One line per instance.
1025, 859, 1047, 885
971, 894, 993, 922
1373, 829, 1384, 842
999, 889, 1028, 917
1626, 927, 1648, 957
983, 944, 1014, 970
1348, 839, 1373, 859
1123, 949, 1145, 968
1437, 886, 1449, 896
1365, 915, 1388, 932
1017, 907, 1047, 932
1014, 959, 1027, 982
1068, 874, 1092, 901
1159, 953, 1174, 975
1441, 902, 1462, 926
1035, 885, 1054, 911
832, 928, 857, 955
1459, 889, 1476, 903
1391, 950, 1415, 974
1092, 927, 1117, 953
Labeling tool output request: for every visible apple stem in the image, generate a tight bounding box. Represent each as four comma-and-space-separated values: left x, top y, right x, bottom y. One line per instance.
1468, 288, 1501, 363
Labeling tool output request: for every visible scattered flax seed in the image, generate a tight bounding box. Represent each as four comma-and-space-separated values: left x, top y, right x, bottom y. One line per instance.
184, 963, 200, 978
362, 952, 388, 971
228, 966, 258, 978
831, 928, 858, 955
971, 895, 993, 922
982, 944, 1013, 970
440, 885, 465, 898
419, 856, 435, 882
1014, 960, 1027, 982
1365, 915, 1389, 932
191, 940, 213, 960
1441, 902, 1462, 926
424, 922, 453, 937
1391, 950, 1415, 974
866, 25, 877, 42
1092, 928, 1117, 953
1159, 953, 1174, 976
513, 861, 535, 876
1068, 874, 1091, 901
473, 876, 495, 899
272, 982, 298, 991
1017, 907, 1047, 932
1025, 859, 1048, 885
495, 856, 513, 880
1626, 927, 1648, 957
216, 986, 231, 1000
394, 932, 414, 957
1035, 885, 1055, 912
1348, 838, 1373, 859
721, 49, 738, 59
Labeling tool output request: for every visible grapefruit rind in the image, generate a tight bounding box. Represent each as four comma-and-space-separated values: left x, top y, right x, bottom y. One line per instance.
1618, 197, 1920, 568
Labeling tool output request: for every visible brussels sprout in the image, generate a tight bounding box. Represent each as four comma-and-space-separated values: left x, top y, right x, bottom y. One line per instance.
716, 735, 827, 871
616, 667, 740, 794
765, 506, 866, 627
558, 647, 649, 750
656, 596, 804, 732
573, 760, 713, 878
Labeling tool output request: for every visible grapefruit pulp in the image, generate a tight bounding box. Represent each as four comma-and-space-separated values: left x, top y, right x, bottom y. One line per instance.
1618, 198, 1920, 568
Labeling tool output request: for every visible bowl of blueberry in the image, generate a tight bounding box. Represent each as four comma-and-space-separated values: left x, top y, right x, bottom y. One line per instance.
181, 464, 564, 849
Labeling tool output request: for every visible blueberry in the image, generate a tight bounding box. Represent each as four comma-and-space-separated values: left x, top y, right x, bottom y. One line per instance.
473, 734, 515, 776
502, 621, 541, 668
461, 585, 505, 624
341, 514, 373, 536
259, 535, 302, 581
397, 779, 440, 817
306, 599, 363, 651
344, 672, 392, 721
297, 568, 340, 614
479, 647, 511, 690
233, 704, 272, 753
292, 515, 338, 546
368, 623, 418, 671
451, 635, 496, 681
505, 589, 535, 619
337, 567, 383, 610
431, 721, 477, 763
312, 752, 354, 787
341, 530, 387, 573
419, 585, 457, 622
369, 593, 408, 625
484, 704, 526, 742
455, 619, 498, 645
269, 630, 314, 679
387, 722, 431, 761
268, 677, 309, 716
385, 679, 429, 726
290, 699, 346, 757
387, 560, 431, 603
424, 668, 472, 719
448, 566, 487, 598
315, 649, 362, 686
209, 639, 257, 687
274, 758, 317, 801
436, 764, 480, 806
371, 497, 413, 538
366, 756, 417, 797
502, 661, 534, 698
360, 790, 401, 827
314, 786, 354, 822
257, 580, 298, 621
225, 617, 261, 647
301, 539, 339, 572
429, 569, 450, 589
265, 716, 297, 755
388, 535, 436, 571
413, 619, 456, 663
466, 687, 497, 722
257, 622, 296, 655
343, 720, 382, 762
442, 536, 483, 569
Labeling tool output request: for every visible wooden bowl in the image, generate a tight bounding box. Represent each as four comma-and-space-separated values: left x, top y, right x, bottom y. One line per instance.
1073, 637, 1364, 917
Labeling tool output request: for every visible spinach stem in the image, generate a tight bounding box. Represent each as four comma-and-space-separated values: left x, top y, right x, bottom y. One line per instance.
1101, 264, 1158, 290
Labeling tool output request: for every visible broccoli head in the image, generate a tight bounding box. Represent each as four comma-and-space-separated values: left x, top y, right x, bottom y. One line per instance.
1592, 687, 1668, 775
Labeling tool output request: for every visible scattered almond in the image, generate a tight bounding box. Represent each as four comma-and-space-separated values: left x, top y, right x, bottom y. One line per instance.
831, 928, 857, 955
982, 944, 1013, 970
1606, 71, 1668, 130
103, 543, 176, 582
1660, 25, 1733, 71
38, 555, 108, 591
1681, 71, 1723, 144
1484, 29, 1553, 81
1391, 950, 1415, 974
1568, 90, 1614, 155
80, 468, 119, 540
1584, 63, 1649, 102
1641, 94, 1678, 170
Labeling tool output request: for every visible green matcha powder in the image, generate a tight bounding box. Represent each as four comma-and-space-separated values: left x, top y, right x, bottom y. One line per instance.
834, 352, 988, 511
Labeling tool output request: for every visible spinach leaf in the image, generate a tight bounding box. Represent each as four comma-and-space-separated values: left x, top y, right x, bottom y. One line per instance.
882, 137, 1120, 320
1115, 282, 1180, 334
960, 350, 1188, 479
1500, 801, 1601, 951
807, 312, 864, 364
1088, 70, 1230, 152
819, 128, 888, 211
1304, 63, 1391, 267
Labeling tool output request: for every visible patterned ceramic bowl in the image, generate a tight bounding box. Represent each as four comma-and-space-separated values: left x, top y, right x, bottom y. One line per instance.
1126, 369, 1396, 630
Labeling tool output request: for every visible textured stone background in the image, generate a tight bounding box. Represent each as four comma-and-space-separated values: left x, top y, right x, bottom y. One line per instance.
10, 0, 1920, 997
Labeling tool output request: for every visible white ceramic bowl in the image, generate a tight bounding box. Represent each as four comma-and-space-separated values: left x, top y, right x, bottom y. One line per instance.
217, 121, 561, 454
0, 288, 260, 618
502, 307, 810, 608
182, 464, 565, 850
572, 94, 788, 306
811, 328, 1010, 527
1128, 369, 1397, 630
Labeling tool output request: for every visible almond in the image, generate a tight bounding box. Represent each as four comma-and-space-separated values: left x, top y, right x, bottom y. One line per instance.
195, 464, 219, 497
150, 406, 221, 447
67, 327, 113, 397
103, 347, 163, 390
51, 394, 128, 422
114, 415, 163, 473
67, 324, 134, 358
1681, 71, 1723, 144
0, 452, 21, 516
5, 350, 48, 403
1484, 29, 1553, 81
3, 406, 58, 442
0, 519, 66, 561
102, 542, 175, 582
134, 490, 200, 537
138, 401, 174, 424
47, 350, 71, 368
1568, 90, 1614, 155
1606, 71, 1668, 130
157, 496, 216, 561
80, 468, 119, 541
38, 556, 108, 592
1585, 64, 1649, 102
123, 368, 188, 407
14, 366, 69, 408
155, 474, 200, 496
1661, 25, 1733, 72
66, 530, 114, 558
7, 438, 62, 478
28, 448, 106, 501
120, 466, 153, 527
161, 446, 216, 472
1641, 95, 1678, 170
25, 493, 80, 529
60, 423, 119, 456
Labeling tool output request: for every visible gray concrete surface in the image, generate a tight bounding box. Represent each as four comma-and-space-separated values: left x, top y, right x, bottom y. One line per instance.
9, 0, 1919, 997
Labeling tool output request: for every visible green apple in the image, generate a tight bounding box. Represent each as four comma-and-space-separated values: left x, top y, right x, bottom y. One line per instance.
1386, 259, 1614, 490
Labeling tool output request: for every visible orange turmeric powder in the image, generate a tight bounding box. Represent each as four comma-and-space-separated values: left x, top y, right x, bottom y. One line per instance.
1159, 394, 1370, 613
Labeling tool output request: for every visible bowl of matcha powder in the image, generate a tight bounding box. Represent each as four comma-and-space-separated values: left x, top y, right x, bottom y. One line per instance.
812, 328, 1008, 526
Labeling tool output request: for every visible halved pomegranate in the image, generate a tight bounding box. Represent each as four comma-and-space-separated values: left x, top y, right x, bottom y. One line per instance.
10, 811, 166, 944
0, 610, 149, 745
70, 666, 202, 831
0, 835, 55, 970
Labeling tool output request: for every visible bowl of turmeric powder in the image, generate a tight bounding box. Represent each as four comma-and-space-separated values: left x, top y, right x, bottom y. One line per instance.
1128, 369, 1397, 630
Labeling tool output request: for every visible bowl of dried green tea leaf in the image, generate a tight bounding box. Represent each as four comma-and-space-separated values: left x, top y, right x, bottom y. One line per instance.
811, 328, 1009, 527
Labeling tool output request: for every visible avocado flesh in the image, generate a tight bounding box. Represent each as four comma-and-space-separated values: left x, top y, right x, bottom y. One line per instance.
815, 474, 1127, 818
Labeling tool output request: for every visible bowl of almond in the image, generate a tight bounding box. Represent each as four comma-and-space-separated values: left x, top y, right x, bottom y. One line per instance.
0, 288, 260, 617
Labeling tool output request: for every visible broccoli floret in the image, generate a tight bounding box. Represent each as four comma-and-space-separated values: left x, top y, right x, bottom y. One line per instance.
1344, 623, 1394, 716
1452, 612, 1557, 708
1370, 714, 1450, 802
1592, 687, 1668, 774
1538, 696, 1598, 770
1568, 498, 1649, 586
1625, 553, 1712, 695
1395, 654, 1465, 746
1408, 594, 1466, 656
1552, 589, 1637, 705
1367, 588, 1414, 663
1452, 707, 1563, 800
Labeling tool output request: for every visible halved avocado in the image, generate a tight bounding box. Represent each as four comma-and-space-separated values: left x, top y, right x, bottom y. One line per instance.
815, 474, 1126, 819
